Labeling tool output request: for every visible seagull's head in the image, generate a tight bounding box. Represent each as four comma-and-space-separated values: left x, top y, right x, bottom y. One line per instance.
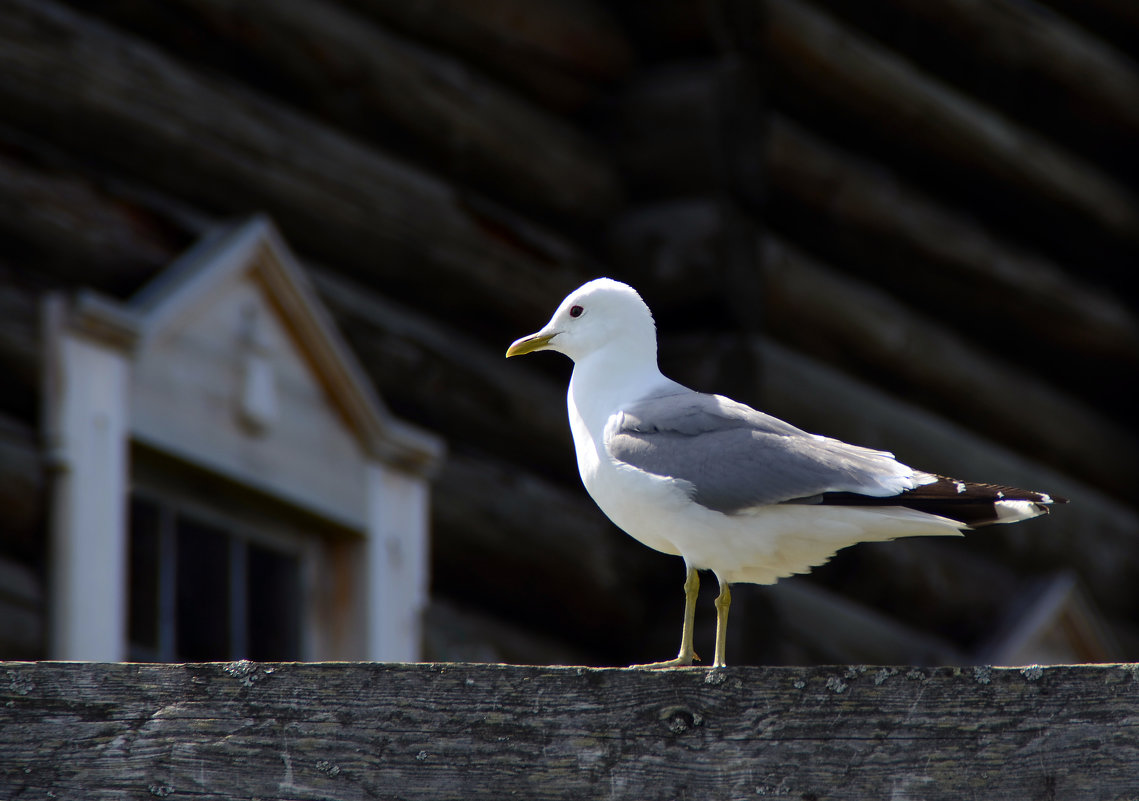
506, 278, 657, 364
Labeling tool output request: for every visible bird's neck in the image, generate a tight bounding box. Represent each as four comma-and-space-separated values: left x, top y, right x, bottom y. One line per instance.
568, 343, 671, 433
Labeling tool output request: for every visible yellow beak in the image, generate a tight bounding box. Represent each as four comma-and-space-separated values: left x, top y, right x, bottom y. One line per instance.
505, 331, 557, 358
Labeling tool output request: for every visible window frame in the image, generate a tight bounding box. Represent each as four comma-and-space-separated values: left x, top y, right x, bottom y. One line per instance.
127, 449, 326, 663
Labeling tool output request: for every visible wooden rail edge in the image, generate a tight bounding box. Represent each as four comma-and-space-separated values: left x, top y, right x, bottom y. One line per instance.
1, 661, 1136, 800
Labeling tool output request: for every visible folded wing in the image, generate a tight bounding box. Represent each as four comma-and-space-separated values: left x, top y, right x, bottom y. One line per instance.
606, 390, 934, 515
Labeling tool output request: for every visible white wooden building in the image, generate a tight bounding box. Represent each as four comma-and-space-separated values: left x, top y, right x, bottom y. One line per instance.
42, 217, 443, 662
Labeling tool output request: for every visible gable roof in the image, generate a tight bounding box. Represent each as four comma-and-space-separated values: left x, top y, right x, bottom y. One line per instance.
72, 215, 443, 477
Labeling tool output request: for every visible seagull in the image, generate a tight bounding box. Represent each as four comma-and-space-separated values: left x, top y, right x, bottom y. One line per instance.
506, 278, 1064, 668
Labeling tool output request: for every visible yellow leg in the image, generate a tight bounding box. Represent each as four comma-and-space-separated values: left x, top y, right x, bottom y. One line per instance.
629, 566, 699, 668
677, 567, 699, 663
713, 581, 731, 668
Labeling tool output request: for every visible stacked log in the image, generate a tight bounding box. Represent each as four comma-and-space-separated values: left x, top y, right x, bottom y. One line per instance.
338, 0, 634, 111
1, 0, 1137, 662
65, 0, 624, 224
811, 0, 1139, 145
0, 0, 591, 341
765, 0, 1139, 247
5, 142, 1136, 652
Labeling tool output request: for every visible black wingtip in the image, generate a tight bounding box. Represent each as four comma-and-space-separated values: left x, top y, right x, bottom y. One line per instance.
814, 476, 1066, 527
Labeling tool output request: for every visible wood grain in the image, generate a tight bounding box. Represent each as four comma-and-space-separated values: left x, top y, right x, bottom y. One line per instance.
1, 661, 1137, 800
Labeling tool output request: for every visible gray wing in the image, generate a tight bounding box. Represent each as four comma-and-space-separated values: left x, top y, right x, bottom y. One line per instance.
606, 390, 921, 514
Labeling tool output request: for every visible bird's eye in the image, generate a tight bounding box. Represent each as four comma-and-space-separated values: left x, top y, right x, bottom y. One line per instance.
569, 305, 583, 318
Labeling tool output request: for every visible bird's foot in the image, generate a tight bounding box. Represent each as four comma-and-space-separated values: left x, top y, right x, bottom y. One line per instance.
626, 653, 699, 669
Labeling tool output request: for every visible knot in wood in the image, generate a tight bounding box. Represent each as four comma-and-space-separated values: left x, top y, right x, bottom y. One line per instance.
659, 705, 702, 734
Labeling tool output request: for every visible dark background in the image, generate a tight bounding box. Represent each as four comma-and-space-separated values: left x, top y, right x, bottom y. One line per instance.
1, 0, 1137, 666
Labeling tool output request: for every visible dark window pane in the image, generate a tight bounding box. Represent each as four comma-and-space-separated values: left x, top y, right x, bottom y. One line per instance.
247, 544, 301, 661
127, 497, 160, 653
176, 515, 231, 661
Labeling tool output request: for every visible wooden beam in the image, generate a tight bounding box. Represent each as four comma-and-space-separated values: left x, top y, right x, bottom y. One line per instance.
764, 0, 1139, 244
3, 662, 1137, 800
72, 0, 623, 223
0, 0, 588, 337
338, 0, 633, 110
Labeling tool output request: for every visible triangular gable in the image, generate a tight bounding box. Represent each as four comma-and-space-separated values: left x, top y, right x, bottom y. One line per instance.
70, 215, 441, 532
130, 215, 440, 473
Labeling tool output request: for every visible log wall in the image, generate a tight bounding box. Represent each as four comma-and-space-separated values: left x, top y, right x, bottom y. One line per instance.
0, 0, 1136, 664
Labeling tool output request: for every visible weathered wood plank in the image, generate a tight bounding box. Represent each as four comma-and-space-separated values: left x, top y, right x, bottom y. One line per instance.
0, 0, 588, 335
1, 661, 1136, 800
70, 0, 623, 222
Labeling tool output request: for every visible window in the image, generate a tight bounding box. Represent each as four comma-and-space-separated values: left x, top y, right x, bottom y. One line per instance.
127, 492, 304, 662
